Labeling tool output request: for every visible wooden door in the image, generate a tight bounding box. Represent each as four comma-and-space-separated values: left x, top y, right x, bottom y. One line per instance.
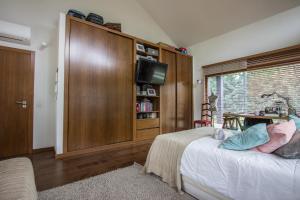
67, 20, 133, 151
161, 49, 177, 133
176, 54, 193, 131
0, 46, 34, 158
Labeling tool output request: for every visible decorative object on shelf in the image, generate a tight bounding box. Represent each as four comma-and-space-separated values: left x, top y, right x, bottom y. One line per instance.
261, 92, 296, 115
146, 48, 159, 56
151, 112, 157, 119
147, 88, 156, 96
104, 23, 121, 32
136, 103, 140, 113
67, 9, 86, 20
137, 98, 153, 113
146, 56, 157, 62
136, 85, 141, 95
175, 47, 188, 55
136, 43, 145, 53
86, 13, 104, 25
141, 91, 147, 96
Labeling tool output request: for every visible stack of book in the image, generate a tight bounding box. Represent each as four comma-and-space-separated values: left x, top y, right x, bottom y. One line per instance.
137, 99, 153, 112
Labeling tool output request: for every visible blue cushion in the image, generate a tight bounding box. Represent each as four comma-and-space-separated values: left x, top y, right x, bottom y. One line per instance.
289, 115, 300, 130
219, 123, 269, 151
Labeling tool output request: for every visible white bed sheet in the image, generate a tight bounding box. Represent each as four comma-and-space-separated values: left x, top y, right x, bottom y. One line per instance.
180, 137, 300, 200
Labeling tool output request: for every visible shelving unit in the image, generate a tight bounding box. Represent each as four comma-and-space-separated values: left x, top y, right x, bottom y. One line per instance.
134, 40, 161, 141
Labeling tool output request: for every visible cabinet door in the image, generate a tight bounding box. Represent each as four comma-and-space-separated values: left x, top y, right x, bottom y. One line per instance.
67, 20, 133, 151
105, 32, 133, 144
176, 54, 193, 131
161, 50, 177, 133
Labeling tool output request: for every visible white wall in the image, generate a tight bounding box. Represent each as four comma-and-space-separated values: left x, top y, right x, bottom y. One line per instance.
0, 0, 176, 150
189, 6, 300, 120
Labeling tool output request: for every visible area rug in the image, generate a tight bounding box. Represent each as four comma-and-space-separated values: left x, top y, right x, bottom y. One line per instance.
38, 163, 196, 200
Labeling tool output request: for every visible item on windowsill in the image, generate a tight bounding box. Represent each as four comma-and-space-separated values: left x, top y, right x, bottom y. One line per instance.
104, 23, 121, 32
67, 9, 86, 20
147, 88, 156, 96
86, 13, 104, 25
136, 43, 145, 53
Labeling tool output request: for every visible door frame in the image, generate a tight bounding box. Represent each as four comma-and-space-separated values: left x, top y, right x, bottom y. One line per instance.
0, 45, 35, 154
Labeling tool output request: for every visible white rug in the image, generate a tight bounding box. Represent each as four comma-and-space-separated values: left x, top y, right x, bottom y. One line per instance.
38, 163, 196, 200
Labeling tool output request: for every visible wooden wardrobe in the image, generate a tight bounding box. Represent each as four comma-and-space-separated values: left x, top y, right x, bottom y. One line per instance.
64, 17, 134, 153
161, 49, 193, 133
62, 16, 193, 157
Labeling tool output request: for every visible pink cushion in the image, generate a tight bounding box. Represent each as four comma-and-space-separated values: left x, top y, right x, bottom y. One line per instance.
254, 120, 296, 153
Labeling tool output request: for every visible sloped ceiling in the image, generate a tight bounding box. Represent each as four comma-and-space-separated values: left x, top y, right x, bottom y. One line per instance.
137, 0, 300, 47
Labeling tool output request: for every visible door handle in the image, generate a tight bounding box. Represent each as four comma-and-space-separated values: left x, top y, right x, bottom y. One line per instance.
16, 100, 27, 108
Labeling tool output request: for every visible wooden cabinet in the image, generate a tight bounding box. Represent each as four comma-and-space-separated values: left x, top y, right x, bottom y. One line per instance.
66, 18, 133, 152
61, 16, 193, 157
161, 49, 193, 133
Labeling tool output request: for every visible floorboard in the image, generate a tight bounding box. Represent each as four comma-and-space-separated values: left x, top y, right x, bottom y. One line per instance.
26, 142, 151, 191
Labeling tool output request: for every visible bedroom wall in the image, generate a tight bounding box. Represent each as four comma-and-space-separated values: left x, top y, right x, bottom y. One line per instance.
189, 6, 300, 120
0, 0, 176, 150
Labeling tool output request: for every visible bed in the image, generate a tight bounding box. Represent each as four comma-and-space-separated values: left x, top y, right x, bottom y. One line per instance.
144, 128, 300, 200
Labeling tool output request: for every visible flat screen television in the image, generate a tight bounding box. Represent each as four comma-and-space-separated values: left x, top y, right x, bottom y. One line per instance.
136, 58, 168, 85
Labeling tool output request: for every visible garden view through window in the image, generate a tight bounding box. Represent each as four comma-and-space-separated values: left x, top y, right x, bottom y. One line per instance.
207, 64, 300, 125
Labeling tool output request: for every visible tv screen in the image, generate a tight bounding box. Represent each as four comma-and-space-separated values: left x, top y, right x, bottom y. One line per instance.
136, 58, 168, 85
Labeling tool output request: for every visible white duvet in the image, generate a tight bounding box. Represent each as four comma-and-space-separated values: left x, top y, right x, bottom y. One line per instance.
181, 137, 300, 200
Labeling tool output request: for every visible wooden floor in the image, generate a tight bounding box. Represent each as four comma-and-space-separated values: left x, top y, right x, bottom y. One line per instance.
26, 142, 151, 191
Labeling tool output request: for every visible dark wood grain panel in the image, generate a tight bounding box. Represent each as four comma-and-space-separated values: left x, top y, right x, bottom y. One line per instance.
106, 32, 133, 144
67, 20, 133, 151
160, 49, 177, 133
176, 54, 193, 131
0, 46, 34, 158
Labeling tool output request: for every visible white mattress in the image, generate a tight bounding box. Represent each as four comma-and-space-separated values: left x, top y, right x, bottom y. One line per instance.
180, 137, 300, 200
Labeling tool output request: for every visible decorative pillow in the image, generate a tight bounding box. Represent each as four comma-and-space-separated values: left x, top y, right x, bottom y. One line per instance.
213, 129, 225, 140
274, 130, 300, 159
289, 115, 300, 130
219, 123, 269, 151
254, 120, 296, 153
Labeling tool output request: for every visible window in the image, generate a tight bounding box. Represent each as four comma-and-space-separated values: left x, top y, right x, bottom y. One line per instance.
207, 64, 300, 125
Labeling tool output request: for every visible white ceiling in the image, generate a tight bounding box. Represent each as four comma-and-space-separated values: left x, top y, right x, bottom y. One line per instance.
137, 0, 300, 47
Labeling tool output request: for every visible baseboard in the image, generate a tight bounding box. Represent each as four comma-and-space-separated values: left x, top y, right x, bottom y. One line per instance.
32, 147, 55, 154
55, 139, 153, 160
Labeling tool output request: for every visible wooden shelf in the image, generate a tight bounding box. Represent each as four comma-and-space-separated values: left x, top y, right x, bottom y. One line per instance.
136, 51, 159, 58
137, 111, 160, 114
137, 118, 160, 121
137, 95, 160, 98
